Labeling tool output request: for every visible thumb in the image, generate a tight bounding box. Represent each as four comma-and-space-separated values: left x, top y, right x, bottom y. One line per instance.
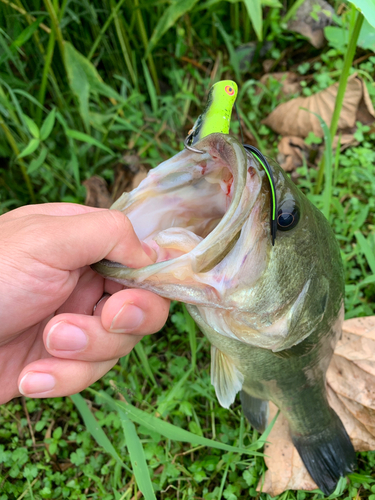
19, 209, 155, 271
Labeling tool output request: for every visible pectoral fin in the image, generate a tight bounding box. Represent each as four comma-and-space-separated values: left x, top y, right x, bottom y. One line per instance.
211, 345, 244, 408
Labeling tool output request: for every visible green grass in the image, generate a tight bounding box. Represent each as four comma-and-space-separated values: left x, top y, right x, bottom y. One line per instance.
1, 0, 375, 498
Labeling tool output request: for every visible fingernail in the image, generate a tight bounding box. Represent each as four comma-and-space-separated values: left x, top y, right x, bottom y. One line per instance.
110, 304, 145, 332
19, 372, 56, 396
46, 322, 88, 351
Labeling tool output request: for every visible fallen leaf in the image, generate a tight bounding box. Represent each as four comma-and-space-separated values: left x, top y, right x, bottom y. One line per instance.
287, 0, 334, 48
260, 403, 317, 496
276, 136, 309, 172
258, 316, 375, 495
83, 176, 112, 208
263, 75, 375, 138
260, 72, 302, 97
112, 154, 148, 202
276, 134, 358, 173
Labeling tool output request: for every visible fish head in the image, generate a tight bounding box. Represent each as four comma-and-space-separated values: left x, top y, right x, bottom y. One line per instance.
92, 133, 343, 352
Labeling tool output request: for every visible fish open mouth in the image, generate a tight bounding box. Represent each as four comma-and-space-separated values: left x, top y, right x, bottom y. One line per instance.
110, 133, 263, 274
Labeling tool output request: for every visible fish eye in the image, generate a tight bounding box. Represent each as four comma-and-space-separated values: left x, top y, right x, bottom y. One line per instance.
225, 85, 235, 96
277, 200, 300, 231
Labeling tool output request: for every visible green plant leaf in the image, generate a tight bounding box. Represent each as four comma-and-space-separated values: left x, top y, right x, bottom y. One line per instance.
94, 389, 264, 456
120, 411, 156, 500
142, 60, 158, 114
0, 17, 44, 65
70, 393, 130, 471
66, 129, 115, 156
40, 108, 56, 142
65, 42, 124, 130
355, 231, 375, 274
23, 114, 40, 139
27, 147, 48, 174
243, 0, 263, 41
18, 138, 40, 158
147, 0, 199, 56
350, 0, 375, 29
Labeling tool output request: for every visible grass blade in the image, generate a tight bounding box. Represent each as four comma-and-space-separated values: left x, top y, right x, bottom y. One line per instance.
142, 59, 158, 114
66, 129, 115, 156
243, 0, 263, 41
70, 393, 131, 472
355, 231, 375, 275
134, 342, 157, 387
146, 0, 199, 57
94, 389, 263, 456
120, 411, 156, 500
213, 14, 241, 82
183, 304, 196, 372
302, 109, 333, 219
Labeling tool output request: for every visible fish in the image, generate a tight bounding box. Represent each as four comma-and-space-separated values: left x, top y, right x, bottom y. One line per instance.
92, 86, 356, 494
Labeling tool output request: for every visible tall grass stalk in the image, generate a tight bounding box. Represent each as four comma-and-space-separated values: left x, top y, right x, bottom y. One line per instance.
315, 10, 364, 194
36, 30, 56, 126
0, 120, 36, 202
133, 0, 160, 95
43, 0, 65, 65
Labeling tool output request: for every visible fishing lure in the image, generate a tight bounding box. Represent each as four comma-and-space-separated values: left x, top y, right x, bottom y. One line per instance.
184, 80, 278, 244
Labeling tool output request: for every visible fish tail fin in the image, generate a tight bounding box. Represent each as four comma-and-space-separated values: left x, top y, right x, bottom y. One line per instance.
291, 412, 356, 495
240, 390, 269, 433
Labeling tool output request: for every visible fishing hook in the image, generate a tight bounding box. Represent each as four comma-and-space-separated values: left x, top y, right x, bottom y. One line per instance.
184, 130, 204, 154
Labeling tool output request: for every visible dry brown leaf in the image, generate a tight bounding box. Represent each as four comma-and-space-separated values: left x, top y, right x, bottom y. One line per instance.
112, 154, 148, 202
258, 316, 375, 495
83, 176, 112, 208
259, 404, 317, 496
263, 75, 374, 138
287, 0, 334, 48
260, 72, 302, 97
277, 136, 308, 171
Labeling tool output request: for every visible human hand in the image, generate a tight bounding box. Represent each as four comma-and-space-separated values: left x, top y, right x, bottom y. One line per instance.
0, 203, 170, 404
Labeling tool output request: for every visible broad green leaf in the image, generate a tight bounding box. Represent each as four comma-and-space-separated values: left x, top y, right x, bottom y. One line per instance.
27, 147, 47, 174
65, 42, 124, 130
350, 0, 375, 29
23, 114, 40, 139
40, 108, 56, 141
70, 394, 130, 471
65, 43, 123, 101
243, 0, 263, 41
66, 129, 115, 156
120, 411, 156, 500
95, 390, 263, 456
18, 138, 40, 158
325, 19, 375, 52
147, 0, 200, 56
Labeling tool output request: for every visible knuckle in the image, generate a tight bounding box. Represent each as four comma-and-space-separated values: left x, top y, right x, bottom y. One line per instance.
105, 210, 132, 237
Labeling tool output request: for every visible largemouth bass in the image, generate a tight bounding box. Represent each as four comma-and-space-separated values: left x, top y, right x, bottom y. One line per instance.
92, 113, 356, 495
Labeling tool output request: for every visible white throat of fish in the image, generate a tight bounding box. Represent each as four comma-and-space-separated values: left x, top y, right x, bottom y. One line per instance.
105, 139, 268, 306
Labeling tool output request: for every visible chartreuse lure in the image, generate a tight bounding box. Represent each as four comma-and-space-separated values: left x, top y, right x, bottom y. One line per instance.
184, 80, 278, 245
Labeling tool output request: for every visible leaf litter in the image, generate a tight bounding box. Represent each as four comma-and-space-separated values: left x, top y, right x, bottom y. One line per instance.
259, 316, 375, 496
263, 74, 374, 138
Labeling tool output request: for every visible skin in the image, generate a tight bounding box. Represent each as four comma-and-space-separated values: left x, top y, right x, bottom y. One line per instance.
0, 203, 169, 405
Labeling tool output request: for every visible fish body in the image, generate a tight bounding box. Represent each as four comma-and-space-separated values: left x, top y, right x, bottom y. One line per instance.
92, 133, 356, 494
